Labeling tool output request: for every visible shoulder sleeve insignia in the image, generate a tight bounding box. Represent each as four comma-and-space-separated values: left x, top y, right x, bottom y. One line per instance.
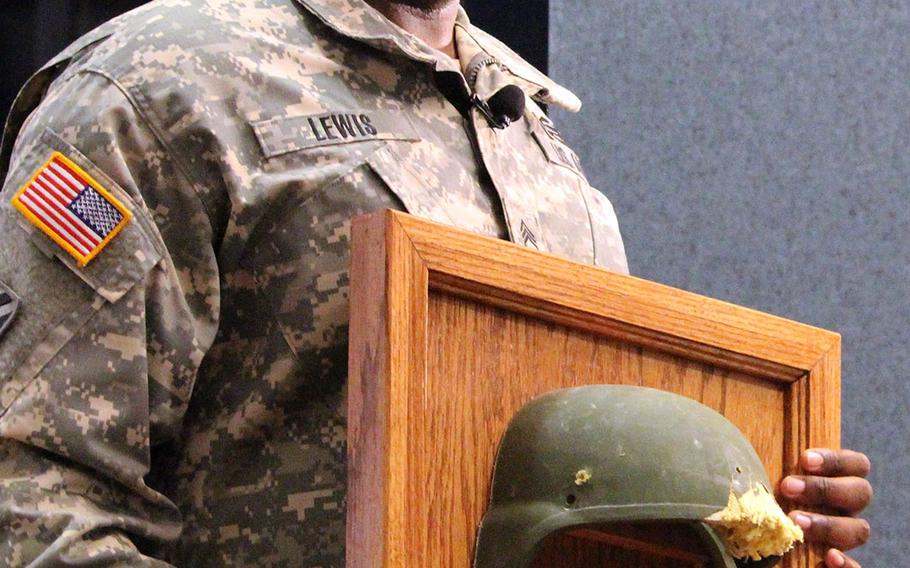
10, 152, 132, 266
0, 282, 19, 339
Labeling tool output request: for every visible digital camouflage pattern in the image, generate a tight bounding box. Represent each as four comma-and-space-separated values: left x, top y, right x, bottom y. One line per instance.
0, 0, 628, 565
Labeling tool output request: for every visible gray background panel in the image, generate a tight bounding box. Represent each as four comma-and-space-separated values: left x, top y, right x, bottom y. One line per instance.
551, 1, 908, 564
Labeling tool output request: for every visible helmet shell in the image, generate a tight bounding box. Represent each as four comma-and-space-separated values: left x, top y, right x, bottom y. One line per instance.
473, 385, 780, 568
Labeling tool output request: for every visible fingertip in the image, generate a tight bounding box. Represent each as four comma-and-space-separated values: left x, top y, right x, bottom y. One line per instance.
803, 449, 825, 472
859, 518, 871, 544
859, 453, 872, 476
780, 475, 806, 497
825, 548, 845, 567
787, 509, 812, 529
793, 512, 812, 530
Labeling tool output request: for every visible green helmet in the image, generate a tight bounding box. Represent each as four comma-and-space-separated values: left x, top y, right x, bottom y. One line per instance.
473, 385, 783, 568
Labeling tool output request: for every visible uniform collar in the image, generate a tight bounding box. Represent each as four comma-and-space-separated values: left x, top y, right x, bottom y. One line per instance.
293, 0, 582, 112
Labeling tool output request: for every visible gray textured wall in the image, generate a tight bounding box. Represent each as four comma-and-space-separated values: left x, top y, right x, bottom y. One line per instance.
550, 1, 908, 564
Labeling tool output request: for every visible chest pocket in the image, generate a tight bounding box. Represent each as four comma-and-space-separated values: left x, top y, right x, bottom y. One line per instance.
248, 123, 513, 368
241, 154, 393, 381
0, 129, 162, 408
249, 107, 468, 225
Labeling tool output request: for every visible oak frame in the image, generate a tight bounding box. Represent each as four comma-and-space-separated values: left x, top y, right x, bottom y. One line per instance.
347, 210, 840, 568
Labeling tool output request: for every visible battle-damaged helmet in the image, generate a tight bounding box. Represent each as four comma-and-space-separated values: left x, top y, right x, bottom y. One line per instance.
473, 385, 800, 568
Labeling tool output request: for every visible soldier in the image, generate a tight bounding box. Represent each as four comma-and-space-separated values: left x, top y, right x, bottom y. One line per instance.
0, 0, 871, 566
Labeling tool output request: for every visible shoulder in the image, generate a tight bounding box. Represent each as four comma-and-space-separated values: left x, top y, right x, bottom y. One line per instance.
64, 0, 323, 84
8, 0, 337, 222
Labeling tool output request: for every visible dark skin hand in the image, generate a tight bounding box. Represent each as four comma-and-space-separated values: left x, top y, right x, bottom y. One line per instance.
780, 449, 873, 568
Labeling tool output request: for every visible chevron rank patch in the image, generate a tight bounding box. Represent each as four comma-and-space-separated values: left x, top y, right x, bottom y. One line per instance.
11, 152, 132, 266
0, 282, 18, 339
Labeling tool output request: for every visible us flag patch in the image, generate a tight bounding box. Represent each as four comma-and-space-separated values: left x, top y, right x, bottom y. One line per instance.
11, 152, 132, 266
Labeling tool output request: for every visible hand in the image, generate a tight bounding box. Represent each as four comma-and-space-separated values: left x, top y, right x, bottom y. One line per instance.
779, 449, 872, 568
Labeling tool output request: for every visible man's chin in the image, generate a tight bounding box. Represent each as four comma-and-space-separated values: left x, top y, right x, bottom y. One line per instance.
383, 0, 457, 13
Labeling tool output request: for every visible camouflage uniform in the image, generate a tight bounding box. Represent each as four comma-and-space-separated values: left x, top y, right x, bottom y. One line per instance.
0, 0, 627, 565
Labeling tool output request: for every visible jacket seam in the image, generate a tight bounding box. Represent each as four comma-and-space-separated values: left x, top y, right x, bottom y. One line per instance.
575, 179, 600, 266
80, 67, 222, 243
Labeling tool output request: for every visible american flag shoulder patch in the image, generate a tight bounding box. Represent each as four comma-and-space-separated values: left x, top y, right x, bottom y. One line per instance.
11, 152, 132, 267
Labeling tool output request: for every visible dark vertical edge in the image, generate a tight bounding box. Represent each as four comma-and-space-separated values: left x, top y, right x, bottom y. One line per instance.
347, 211, 392, 567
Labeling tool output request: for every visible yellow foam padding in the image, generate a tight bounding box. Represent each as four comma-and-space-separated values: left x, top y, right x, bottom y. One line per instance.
705, 482, 804, 561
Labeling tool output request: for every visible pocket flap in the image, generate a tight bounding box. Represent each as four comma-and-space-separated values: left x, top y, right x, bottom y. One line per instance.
365, 144, 458, 228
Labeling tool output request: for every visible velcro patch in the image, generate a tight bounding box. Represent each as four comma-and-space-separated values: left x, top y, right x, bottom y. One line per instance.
11, 152, 132, 267
0, 282, 19, 339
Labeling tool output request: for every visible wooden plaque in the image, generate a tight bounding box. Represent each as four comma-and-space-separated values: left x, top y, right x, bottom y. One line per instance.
347, 210, 840, 568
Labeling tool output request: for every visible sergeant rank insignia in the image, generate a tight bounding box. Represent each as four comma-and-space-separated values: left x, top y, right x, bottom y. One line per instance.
0, 283, 18, 339
11, 152, 132, 266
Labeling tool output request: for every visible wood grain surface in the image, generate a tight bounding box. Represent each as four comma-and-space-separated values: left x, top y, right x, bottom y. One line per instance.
348, 210, 841, 568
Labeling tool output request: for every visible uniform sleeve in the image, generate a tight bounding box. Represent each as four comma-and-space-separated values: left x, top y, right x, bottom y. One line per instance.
585, 185, 630, 275
0, 69, 220, 566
